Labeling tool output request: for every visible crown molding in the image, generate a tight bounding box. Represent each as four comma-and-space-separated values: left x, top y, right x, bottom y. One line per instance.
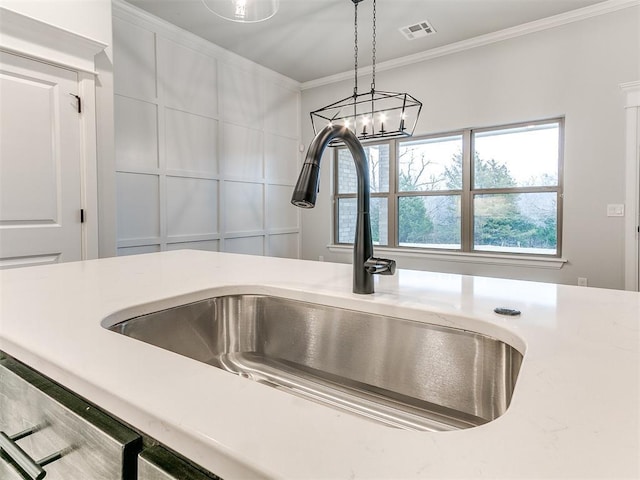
301, 0, 640, 91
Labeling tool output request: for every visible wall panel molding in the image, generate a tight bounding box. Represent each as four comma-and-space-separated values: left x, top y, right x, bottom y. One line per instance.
113, 4, 301, 259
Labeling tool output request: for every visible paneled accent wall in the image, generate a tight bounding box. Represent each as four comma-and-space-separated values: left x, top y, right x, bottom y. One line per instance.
112, 2, 301, 258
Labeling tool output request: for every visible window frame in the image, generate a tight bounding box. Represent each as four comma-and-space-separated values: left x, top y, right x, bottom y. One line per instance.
333, 138, 392, 246
333, 117, 565, 258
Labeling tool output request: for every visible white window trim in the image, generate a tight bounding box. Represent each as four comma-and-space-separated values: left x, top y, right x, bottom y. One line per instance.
327, 244, 567, 269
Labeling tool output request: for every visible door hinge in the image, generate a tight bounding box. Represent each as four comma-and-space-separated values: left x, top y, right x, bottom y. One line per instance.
70, 93, 81, 113
80, 209, 85, 223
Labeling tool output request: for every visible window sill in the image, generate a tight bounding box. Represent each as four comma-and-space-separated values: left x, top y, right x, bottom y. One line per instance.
326, 244, 567, 270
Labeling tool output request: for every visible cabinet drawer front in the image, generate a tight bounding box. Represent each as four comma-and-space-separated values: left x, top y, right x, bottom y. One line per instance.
0, 357, 141, 480
138, 445, 221, 480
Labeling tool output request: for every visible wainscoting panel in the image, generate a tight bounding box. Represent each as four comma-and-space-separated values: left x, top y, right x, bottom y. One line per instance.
114, 3, 301, 258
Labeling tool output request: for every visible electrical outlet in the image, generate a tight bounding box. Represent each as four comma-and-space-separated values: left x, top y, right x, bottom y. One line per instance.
578, 277, 588, 287
318, 255, 324, 262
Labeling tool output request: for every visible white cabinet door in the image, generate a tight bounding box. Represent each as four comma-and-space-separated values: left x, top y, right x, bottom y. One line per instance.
0, 52, 82, 268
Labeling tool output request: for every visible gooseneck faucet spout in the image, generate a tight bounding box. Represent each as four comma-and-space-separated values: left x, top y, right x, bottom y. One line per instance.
291, 124, 396, 294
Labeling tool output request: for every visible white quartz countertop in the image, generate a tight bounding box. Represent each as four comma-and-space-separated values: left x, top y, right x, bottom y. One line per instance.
0, 250, 638, 478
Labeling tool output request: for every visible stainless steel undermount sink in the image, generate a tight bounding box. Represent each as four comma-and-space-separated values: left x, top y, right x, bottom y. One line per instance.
106, 295, 522, 431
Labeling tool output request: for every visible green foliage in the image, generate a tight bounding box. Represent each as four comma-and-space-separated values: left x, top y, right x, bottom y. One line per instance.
475, 158, 517, 189
395, 155, 434, 244
398, 197, 433, 244
443, 152, 517, 189
439, 151, 556, 250
370, 201, 380, 243
475, 214, 556, 249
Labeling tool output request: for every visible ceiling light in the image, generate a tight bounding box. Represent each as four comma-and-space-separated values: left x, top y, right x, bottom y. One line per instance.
310, 0, 422, 145
202, 0, 279, 23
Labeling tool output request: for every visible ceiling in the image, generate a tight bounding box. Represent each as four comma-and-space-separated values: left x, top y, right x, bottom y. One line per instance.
124, 0, 609, 83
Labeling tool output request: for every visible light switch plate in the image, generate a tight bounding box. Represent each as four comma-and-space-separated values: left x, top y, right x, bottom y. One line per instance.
606, 204, 625, 217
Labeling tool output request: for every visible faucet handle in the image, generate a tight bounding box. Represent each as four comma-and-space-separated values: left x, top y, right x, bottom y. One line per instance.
364, 257, 396, 275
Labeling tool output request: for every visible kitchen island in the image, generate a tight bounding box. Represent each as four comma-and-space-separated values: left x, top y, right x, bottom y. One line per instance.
0, 250, 638, 478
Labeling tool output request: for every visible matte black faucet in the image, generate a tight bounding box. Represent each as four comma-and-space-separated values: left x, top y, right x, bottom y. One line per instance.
291, 124, 396, 294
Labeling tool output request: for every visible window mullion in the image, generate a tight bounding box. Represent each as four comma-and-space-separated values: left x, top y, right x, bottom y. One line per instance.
461, 130, 473, 252
473, 186, 559, 195
389, 139, 398, 247
396, 190, 462, 197
333, 149, 340, 244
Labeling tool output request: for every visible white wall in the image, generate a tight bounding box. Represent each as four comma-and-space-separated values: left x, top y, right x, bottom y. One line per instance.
112, 2, 301, 258
0, 0, 116, 257
300, 7, 640, 289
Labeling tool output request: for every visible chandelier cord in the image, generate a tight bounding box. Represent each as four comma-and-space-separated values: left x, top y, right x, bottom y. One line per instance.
354, 1, 359, 96
310, 0, 422, 143
371, 0, 376, 92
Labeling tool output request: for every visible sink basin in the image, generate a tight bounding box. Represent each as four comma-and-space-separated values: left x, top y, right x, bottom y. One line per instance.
107, 295, 522, 431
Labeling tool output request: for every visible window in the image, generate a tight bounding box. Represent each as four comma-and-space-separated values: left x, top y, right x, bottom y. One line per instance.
334, 119, 563, 256
336, 143, 390, 245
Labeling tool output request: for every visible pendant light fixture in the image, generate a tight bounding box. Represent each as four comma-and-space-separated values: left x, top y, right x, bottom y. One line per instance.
310, 0, 422, 145
202, 0, 279, 23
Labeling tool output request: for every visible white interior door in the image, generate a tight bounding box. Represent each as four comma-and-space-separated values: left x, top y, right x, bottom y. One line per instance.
0, 52, 82, 268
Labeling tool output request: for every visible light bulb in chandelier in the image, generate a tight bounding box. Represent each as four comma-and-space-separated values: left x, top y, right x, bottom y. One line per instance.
361, 116, 371, 136
379, 113, 387, 133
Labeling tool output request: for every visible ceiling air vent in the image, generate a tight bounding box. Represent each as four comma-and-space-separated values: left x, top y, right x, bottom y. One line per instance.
400, 20, 436, 40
